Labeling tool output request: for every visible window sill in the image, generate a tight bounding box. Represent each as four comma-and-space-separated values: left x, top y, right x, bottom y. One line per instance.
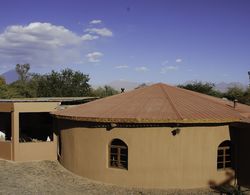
108, 166, 128, 171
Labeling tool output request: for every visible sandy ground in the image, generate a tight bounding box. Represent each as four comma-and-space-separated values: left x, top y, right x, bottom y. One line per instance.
0, 159, 248, 195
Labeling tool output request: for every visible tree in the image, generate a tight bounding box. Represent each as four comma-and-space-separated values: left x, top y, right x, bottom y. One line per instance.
178, 81, 222, 97
0, 77, 9, 98
15, 63, 30, 82
91, 85, 119, 98
34, 69, 91, 97
7, 63, 34, 98
0, 76, 6, 85
241, 87, 250, 105
224, 86, 245, 102
0, 76, 23, 98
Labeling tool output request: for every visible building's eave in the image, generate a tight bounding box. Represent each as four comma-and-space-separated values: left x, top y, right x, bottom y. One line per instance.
53, 114, 241, 124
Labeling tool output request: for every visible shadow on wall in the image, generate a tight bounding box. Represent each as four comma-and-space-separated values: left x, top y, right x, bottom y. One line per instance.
208, 170, 236, 192
229, 123, 250, 188
207, 123, 250, 194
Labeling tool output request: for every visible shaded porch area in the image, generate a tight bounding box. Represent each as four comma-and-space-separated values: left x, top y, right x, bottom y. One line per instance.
0, 101, 59, 161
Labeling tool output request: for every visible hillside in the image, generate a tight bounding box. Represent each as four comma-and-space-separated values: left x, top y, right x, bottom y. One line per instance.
1, 69, 19, 84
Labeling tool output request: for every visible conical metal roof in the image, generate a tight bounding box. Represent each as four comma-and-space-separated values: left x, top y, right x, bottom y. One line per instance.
53, 83, 248, 123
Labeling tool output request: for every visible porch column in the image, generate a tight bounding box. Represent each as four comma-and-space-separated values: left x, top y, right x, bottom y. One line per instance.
11, 111, 19, 161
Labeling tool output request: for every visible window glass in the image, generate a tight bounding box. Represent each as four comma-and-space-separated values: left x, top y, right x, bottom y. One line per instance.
109, 139, 128, 170
217, 140, 232, 170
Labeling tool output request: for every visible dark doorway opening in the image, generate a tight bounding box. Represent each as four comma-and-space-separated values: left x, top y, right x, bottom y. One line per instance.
19, 112, 53, 142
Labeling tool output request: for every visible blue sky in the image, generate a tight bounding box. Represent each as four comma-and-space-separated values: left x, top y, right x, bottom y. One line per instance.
0, 0, 249, 85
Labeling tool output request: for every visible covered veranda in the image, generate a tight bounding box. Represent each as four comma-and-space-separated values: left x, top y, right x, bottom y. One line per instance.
0, 100, 59, 161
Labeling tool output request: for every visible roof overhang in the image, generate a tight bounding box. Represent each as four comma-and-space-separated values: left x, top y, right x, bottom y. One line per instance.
52, 114, 241, 124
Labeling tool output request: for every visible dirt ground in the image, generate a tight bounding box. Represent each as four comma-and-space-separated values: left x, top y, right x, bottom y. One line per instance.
0, 159, 247, 195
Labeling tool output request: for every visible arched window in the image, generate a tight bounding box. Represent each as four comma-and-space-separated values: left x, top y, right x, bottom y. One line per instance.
217, 140, 232, 170
109, 139, 128, 169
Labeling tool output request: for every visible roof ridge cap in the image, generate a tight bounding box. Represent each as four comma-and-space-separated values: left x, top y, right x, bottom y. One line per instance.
98, 85, 150, 117
159, 84, 184, 120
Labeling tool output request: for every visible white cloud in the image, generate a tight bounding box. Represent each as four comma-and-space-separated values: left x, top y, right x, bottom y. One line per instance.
0, 22, 81, 48
135, 66, 149, 72
90, 20, 102, 24
161, 60, 168, 66
115, 65, 129, 69
81, 34, 99, 41
85, 27, 113, 37
160, 66, 178, 74
0, 22, 112, 69
176, 58, 182, 63
86, 52, 103, 62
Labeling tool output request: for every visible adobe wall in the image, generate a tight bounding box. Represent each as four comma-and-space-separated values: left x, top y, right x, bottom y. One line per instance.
58, 120, 232, 189
0, 141, 12, 160
12, 102, 59, 161
14, 141, 57, 161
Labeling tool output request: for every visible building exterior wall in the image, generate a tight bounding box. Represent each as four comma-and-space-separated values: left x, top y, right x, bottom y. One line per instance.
0, 141, 12, 160
13, 102, 59, 161
0, 102, 59, 161
59, 120, 232, 189
14, 141, 57, 161
0, 103, 13, 112
13, 102, 59, 112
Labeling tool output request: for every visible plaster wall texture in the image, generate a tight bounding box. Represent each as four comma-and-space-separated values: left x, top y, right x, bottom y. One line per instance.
59, 121, 231, 189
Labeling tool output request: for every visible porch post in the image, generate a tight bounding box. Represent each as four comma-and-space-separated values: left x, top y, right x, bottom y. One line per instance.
11, 111, 19, 161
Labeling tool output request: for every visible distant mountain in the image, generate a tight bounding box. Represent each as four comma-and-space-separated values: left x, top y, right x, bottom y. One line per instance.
214, 82, 248, 92
1, 69, 19, 84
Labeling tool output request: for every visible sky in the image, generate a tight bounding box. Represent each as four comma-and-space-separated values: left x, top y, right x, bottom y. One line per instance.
0, 0, 249, 85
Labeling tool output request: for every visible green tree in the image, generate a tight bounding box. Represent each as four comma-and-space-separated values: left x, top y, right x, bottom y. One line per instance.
34, 69, 91, 97
5, 63, 34, 98
241, 87, 250, 105
0, 77, 8, 98
92, 85, 119, 97
223, 86, 245, 102
0, 76, 6, 85
0, 76, 21, 98
15, 63, 30, 82
178, 81, 222, 97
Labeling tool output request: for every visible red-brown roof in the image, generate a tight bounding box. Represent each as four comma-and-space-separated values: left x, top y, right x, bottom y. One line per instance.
53, 83, 249, 123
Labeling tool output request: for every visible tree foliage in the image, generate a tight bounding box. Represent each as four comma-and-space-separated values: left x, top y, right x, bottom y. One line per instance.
0, 75, 22, 98
0, 76, 6, 86
242, 87, 250, 105
0, 66, 94, 98
223, 86, 245, 101
5, 63, 35, 98
15, 64, 30, 82
178, 81, 222, 97
91, 85, 119, 97
33, 69, 91, 97
1, 64, 250, 106
178, 81, 250, 106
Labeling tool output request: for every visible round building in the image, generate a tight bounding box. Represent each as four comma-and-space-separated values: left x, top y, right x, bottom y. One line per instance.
53, 83, 250, 189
